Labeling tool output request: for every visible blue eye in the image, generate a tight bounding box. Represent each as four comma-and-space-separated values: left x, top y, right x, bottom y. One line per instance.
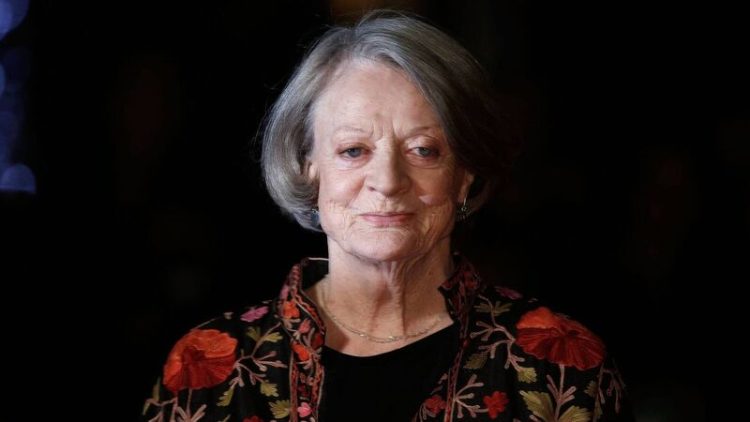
414, 147, 435, 157
342, 147, 363, 158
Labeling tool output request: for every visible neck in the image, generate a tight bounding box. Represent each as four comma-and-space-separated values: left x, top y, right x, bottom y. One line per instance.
311, 240, 454, 355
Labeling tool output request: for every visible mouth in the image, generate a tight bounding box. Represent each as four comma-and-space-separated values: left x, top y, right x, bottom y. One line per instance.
359, 212, 414, 226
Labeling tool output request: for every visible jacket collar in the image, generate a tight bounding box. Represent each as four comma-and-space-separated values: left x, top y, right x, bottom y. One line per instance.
276, 254, 485, 342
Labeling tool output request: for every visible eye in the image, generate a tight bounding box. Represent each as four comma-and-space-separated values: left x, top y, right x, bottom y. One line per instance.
413, 146, 437, 158
341, 147, 364, 158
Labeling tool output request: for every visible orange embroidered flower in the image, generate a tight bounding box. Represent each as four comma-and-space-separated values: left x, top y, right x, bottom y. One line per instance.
483, 391, 508, 419
282, 301, 300, 319
292, 343, 310, 362
311, 332, 324, 349
516, 307, 605, 370
424, 395, 446, 415
163, 329, 238, 393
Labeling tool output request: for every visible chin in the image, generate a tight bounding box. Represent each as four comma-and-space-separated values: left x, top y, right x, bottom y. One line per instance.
346, 232, 421, 263
356, 248, 412, 263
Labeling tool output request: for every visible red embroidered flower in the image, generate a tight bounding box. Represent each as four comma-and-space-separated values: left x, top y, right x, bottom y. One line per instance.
483, 391, 509, 419
292, 343, 310, 362
516, 306, 605, 370
282, 301, 300, 319
298, 318, 312, 334
311, 332, 324, 349
464, 274, 479, 291
424, 395, 446, 415
243, 417, 264, 422
163, 329, 238, 393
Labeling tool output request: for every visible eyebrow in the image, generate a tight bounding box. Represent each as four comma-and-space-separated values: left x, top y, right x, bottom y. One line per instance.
403, 125, 444, 139
331, 125, 443, 139
332, 126, 371, 136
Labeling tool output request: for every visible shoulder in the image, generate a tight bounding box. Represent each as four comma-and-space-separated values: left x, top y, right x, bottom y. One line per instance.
142, 299, 292, 421
474, 284, 609, 374
192, 299, 280, 337
162, 299, 287, 394
475, 284, 604, 366
469, 285, 633, 420
472, 284, 545, 333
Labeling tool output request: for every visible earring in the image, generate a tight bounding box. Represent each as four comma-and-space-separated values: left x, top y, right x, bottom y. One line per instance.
310, 206, 320, 227
457, 197, 469, 221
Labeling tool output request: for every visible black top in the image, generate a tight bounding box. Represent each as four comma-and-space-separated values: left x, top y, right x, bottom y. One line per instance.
319, 321, 460, 422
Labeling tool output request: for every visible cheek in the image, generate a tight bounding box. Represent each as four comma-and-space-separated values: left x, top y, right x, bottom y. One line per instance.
417, 193, 452, 206
318, 171, 364, 213
416, 178, 458, 206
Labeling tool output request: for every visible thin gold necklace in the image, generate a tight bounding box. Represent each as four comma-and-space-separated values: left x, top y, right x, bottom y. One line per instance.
321, 282, 445, 344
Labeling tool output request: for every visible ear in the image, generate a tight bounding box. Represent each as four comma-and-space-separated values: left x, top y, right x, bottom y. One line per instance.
457, 169, 475, 202
304, 157, 319, 183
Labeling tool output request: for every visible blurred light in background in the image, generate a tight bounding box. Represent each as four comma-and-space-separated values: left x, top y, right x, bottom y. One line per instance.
0, 0, 33, 194
0, 0, 30, 40
0, 3, 11, 40
0, 161, 33, 192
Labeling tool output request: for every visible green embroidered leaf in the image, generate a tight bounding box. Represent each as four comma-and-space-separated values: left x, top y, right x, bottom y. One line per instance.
517, 366, 538, 383
464, 352, 488, 369
217, 385, 235, 407
151, 378, 161, 401
593, 399, 603, 421
520, 391, 554, 422
474, 301, 512, 316
219, 416, 230, 422
263, 332, 283, 343
584, 381, 597, 398
260, 382, 279, 397
246, 326, 261, 342
142, 378, 161, 414
559, 405, 592, 422
270, 400, 291, 419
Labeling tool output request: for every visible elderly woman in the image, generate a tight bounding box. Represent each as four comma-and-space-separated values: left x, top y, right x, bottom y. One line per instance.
142, 11, 632, 422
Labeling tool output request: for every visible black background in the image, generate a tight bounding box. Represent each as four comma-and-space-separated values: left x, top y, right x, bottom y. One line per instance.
4, 1, 744, 420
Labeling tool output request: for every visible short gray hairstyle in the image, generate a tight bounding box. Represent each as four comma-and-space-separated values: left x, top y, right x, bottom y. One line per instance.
261, 10, 514, 231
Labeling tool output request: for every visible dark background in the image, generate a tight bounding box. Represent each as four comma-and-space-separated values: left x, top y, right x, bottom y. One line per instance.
4, 0, 744, 420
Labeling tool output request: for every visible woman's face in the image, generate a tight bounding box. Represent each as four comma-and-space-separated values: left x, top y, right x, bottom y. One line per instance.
307, 60, 473, 263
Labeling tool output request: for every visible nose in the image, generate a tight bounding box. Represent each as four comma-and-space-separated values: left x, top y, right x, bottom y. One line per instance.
365, 146, 410, 197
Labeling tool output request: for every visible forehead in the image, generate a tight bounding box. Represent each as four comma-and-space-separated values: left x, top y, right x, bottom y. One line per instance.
311, 59, 442, 135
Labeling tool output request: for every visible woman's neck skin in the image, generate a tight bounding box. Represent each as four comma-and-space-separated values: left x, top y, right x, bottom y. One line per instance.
306, 237, 455, 356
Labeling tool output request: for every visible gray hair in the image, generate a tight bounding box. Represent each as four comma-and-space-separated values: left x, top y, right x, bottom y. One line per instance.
261, 10, 514, 231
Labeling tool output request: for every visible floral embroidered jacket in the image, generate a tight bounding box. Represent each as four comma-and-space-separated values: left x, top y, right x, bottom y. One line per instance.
142, 257, 633, 421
